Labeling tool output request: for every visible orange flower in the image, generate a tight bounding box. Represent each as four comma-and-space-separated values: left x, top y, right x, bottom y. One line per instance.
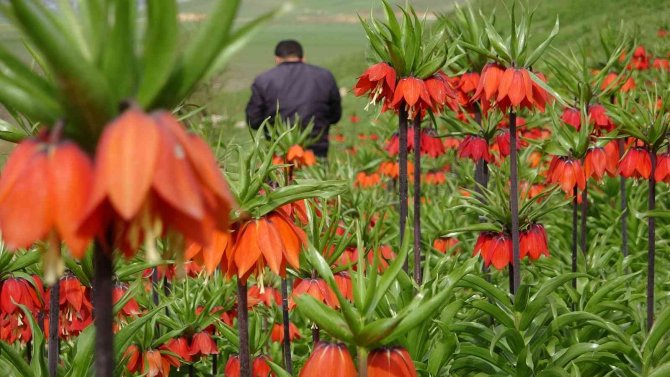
390, 77, 432, 120
423, 171, 446, 185
495, 68, 548, 112
473, 231, 512, 270
0, 276, 42, 343
80, 108, 235, 259
458, 135, 492, 163
354, 63, 397, 107
145, 349, 171, 377
160, 337, 192, 367
271, 322, 301, 343
225, 355, 276, 377
300, 342, 357, 377
290, 278, 338, 309
545, 156, 586, 194
588, 104, 615, 133
561, 107, 581, 129
433, 237, 459, 254
655, 153, 670, 183
248, 285, 282, 307
44, 275, 93, 339
333, 272, 353, 302
527, 151, 543, 169
189, 331, 218, 357
355, 172, 382, 188
378, 161, 414, 179
619, 147, 651, 179
584, 147, 608, 181
520, 223, 549, 260
473, 63, 505, 104
286, 145, 316, 168
368, 347, 418, 377
185, 230, 232, 275
0, 131, 94, 259
424, 72, 456, 113
228, 211, 305, 282
601, 73, 635, 93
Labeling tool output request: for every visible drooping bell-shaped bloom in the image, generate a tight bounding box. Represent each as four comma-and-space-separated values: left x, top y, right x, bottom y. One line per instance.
654, 153, 670, 182
588, 104, 615, 132
45, 275, 93, 339
545, 156, 586, 194
653, 58, 670, 71
473, 232, 512, 270
494, 129, 520, 159
248, 285, 282, 308
584, 147, 608, 181
625, 46, 650, 70
185, 230, 232, 275
520, 224, 549, 260
473, 63, 506, 104
619, 147, 652, 179
458, 135, 492, 163
355, 172, 382, 188
290, 278, 338, 309
423, 171, 447, 185
433, 237, 459, 254
0, 276, 42, 343
368, 347, 418, 377
112, 283, 141, 332
493, 68, 549, 112
225, 355, 275, 377
333, 272, 354, 302
601, 73, 635, 93
378, 161, 414, 180
124, 346, 171, 377
145, 349, 171, 377
421, 128, 446, 157
271, 322, 301, 343
354, 63, 397, 107
286, 145, 317, 168
604, 141, 620, 176
561, 107, 581, 129
300, 342, 357, 377
80, 108, 235, 259
228, 210, 305, 282
424, 72, 456, 113
160, 337, 192, 368
0, 130, 94, 259
390, 77, 433, 120
189, 331, 218, 357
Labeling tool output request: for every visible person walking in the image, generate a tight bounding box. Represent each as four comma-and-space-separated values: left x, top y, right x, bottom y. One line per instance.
245, 40, 342, 157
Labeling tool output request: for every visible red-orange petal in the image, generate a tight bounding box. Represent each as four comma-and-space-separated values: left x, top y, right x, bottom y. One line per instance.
97, 109, 159, 220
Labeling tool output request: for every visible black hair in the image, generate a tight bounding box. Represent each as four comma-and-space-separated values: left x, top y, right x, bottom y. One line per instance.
275, 40, 303, 58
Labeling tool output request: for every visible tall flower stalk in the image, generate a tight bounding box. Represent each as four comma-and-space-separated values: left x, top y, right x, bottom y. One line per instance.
607, 89, 669, 328
463, 2, 558, 294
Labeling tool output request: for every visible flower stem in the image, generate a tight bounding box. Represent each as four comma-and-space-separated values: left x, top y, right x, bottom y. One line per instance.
357, 347, 368, 377
212, 354, 217, 375
618, 138, 628, 257
413, 116, 422, 285
399, 106, 409, 273
281, 278, 293, 374
572, 187, 578, 290
648, 152, 656, 329
509, 110, 520, 294
48, 278, 60, 377
580, 185, 588, 255
93, 244, 114, 377
237, 279, 251, 377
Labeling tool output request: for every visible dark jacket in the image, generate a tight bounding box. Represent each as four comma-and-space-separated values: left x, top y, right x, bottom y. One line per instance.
245, 61, 342, 157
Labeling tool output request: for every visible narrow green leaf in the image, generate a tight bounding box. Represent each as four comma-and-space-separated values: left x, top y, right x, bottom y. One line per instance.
137, 0, 178, 107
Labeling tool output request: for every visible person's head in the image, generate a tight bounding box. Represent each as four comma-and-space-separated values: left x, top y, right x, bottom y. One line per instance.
275, 40, 304, 64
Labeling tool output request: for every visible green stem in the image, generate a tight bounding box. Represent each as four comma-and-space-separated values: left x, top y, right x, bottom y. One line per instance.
357, 347, 368, 377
